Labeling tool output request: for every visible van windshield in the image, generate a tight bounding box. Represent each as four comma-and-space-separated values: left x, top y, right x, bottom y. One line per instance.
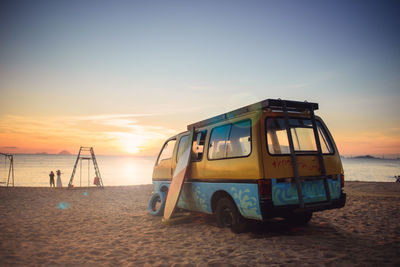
266, 118, 333, 155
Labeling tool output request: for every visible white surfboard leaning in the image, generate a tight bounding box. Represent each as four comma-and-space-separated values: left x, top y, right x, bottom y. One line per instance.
163, 128, 195, 221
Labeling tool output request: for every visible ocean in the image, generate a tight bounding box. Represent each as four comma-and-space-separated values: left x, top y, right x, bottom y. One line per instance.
0, 154, 399, 187
0, 154, 156, 187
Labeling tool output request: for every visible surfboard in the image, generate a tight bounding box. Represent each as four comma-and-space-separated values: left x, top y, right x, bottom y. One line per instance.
163, 128, 195, 221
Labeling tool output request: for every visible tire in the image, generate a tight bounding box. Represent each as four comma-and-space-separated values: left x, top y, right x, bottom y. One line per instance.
148, 191, 166, 216
285, 211, 313, 226
216, 197, 247, 233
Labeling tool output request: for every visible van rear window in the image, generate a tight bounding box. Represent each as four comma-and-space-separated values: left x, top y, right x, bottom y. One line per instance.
266, 118, 333, 155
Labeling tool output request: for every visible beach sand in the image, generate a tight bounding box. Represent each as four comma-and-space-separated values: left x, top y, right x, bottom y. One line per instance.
0, 182, 399, 266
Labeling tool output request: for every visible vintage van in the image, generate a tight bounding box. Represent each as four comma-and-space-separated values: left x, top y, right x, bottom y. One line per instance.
149, 99, 346, 232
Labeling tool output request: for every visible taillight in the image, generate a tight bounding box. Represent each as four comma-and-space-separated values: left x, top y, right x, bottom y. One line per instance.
340, 174, 345, 188
258, 179, 272, 199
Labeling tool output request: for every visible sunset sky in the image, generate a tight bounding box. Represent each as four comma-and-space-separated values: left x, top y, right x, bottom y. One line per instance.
0, 0, 399, 156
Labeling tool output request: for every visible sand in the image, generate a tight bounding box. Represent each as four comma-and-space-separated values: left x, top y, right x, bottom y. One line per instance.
0, 181, 399, 266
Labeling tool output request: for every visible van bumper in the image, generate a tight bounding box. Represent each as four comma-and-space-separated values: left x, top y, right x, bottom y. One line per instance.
260, 192, 346, 219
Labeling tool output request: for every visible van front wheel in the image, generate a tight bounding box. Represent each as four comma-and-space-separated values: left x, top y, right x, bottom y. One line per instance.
216, 197, 247, 233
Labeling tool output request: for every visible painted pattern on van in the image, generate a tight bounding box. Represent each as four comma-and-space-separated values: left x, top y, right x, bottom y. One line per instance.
271, 158, 321, 173
193, 185, 208, 211
231, 187, 259, 218
272, 178, 341, 206
152, 180, 262, 220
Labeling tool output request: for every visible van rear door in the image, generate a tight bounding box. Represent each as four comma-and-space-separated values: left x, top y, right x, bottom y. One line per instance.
262, 115, 342, 206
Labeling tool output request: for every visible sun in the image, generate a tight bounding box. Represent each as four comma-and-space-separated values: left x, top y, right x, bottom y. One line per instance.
122, 134, 145, 154
126, 145, 140, 154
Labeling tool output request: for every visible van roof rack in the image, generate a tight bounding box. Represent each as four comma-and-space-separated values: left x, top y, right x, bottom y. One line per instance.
187, 99, 318, 130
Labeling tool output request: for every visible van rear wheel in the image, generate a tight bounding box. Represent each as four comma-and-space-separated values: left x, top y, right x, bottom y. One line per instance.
216, 197, 247, 233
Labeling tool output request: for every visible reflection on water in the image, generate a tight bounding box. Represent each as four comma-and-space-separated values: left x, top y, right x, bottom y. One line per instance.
98, 155, 156, 186
0, 155, 399, 187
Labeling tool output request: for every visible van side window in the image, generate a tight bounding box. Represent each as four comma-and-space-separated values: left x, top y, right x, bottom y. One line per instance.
208, 119, 252, 160
227, 120, 251, 158
176, 135, 189, 162
157, 139, 176, 164
266, 118, 333, 154
193, 130, 207, 161
208, 125, 230, 159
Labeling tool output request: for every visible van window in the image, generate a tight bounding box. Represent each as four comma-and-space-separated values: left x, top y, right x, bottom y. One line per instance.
176, 135, 189, 162
208, 125, 230, 159
176, 131, 208, 162
157, 139, 176, 164
266, 118, 333, 154
193, 130, 207, 161
208, 119, 252, 160
226, 120, 251, 158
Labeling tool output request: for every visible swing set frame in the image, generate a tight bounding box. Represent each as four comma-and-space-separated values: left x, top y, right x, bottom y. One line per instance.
0, 153, 14, 187
68, 147, 103, 188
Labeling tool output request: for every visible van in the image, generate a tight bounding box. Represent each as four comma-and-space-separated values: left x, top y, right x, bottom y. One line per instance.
149, 99, 346, 232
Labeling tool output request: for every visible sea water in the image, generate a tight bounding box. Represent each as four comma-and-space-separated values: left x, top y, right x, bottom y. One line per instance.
0, 154, 156, 187
342, 157, 400, 182
0, 155, 399, 187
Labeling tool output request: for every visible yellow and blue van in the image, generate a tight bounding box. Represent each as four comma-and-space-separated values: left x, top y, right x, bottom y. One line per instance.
149, 99, 346, 232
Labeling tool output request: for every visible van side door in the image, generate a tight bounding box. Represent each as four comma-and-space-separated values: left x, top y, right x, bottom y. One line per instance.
152, 139, 177, 180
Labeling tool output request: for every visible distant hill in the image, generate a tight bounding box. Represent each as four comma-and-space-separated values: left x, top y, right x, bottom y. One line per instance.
353, 155, 378, 159
58, 150, 71, 155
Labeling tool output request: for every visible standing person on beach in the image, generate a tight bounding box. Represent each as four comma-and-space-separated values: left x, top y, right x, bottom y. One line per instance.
49, 171, 55, 187
56, 170, 62, 188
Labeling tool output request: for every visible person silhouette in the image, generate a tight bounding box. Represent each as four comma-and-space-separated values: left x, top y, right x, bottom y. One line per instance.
56, 170, 62, 188
49, 171, 55, 187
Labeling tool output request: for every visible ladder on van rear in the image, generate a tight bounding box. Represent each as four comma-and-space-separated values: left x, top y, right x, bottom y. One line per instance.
278, 100, 332, 209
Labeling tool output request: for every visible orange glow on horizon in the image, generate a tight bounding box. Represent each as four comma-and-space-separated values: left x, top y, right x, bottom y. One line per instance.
334, 131, 400, 156
0, 113, 399, 157
0, 114, 176, 156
